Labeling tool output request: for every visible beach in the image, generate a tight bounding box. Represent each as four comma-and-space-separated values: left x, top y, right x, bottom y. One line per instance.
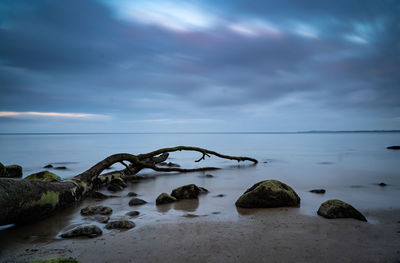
0, 132, 399, 262
1, 208, 399, 263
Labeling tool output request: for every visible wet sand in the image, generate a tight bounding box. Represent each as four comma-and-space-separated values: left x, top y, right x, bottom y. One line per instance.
1, 208, 399, 263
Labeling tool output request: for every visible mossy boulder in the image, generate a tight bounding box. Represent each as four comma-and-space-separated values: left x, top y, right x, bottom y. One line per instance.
171, 184, 201, 199
61, 225, 102, 238
235, 180, 300, 208
25, 171, 61, 182
317, 199, 367, 221
105, 220, 135, 230
5, 164, 23, 178
156, 193, 177, 205
81, 205, 112, 216
0, 162, 7, 177
0, 163, 23, 178
30, 258, 81, 263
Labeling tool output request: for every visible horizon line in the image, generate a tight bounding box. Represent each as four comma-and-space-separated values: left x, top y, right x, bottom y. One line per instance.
0, 130, 400, 135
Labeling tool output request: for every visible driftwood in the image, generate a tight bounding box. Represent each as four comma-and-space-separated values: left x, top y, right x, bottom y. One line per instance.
0, 146, 257, 226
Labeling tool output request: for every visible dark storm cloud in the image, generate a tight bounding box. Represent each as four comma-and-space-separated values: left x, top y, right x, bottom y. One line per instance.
0, 0, 399, 131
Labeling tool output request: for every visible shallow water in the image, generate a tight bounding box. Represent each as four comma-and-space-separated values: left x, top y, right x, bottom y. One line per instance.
0, 132, 399, 251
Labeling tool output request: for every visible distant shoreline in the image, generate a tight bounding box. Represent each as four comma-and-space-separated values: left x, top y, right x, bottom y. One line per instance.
0, 130, 400, 135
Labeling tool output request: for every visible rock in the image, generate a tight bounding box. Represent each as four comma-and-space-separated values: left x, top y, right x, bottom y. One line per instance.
61, 225, 102, 238
54, 166, 67, 170
378, 182, 387, 187
171, 184, 201, 199
317, 199, 367, 222
386, 146, 400, 150
156, 193, 177, 205
205, 174, 214, 178
0, 162, 7, 177
127, 192, 138, 197
5, 164, 23, 178
213, 194, 225, 198
25, 171, 61, 182
80, 205, 112, 216
91, 191, 110, 200
129, 197, 147, 206
43, 164, 53, 168
94, 215, 110, 223
126, 211, 140, 217
235, 180, 300, 208
30, 257, 81, 263
105, 220, 135, 230
310, 189, 326, 194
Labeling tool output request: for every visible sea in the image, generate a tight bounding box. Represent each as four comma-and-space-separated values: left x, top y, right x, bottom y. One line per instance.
0, 132, 399, 248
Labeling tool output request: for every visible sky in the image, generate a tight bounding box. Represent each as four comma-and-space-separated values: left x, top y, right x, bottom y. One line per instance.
0, 0, 399, 132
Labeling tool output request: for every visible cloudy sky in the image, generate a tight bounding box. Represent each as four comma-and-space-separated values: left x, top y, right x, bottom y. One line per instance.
0, 0, 399, 132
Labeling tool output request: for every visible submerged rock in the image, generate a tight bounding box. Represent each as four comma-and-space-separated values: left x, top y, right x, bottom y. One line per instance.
129, 197, 147, 206
310, 189, 326, 194
106, 220, 135, 230
94, 215, 110, 223
317, 199, 367, 222
126, 211, 140, 217
378, 182, 387, 187
127, 191, 138, 197
213, 194, 226, 198
235, 180, 300, 208
81, 205, 112, 216
25, 171, 61, 182
43, 164, 53, 168
61, 225, 102, 238
30, 257, 81, 263
4, 164, 23, 178
156, 193, 177, 205
171, 184, 201, 199
386, 146, 400, 150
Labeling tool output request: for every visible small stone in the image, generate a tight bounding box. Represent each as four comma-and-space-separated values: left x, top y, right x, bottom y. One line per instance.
61, 225, 102, 238
171, 184, 201, 199
54, 166, 67, 170
94, 215, 110, 223
129, 197, 147, 206
43, 164, 53, 168
127, 192, 138, 197
81, 205, 112, 216
212, 212, 221, 215
106, 220, 135, 230
317, 199, 367, 222
386, 146, 400, 150
156, 193, 177, 205
310, 189, 326, 194
378, 182, 387, 187
205, 174, 214, 178
126, 211, 140, 217
213, 194, 225, 198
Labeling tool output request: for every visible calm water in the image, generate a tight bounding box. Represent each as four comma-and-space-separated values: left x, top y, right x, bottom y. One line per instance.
0, 132, 399, 250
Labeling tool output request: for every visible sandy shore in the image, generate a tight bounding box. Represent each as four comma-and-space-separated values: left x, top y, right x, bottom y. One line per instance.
1, 208, 399, 263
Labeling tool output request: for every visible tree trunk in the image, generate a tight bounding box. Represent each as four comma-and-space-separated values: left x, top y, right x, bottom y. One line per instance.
0, 146, 257, 226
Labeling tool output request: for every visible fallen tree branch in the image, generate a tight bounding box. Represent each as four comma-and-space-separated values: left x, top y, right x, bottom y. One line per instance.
0, 146, 257, 226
